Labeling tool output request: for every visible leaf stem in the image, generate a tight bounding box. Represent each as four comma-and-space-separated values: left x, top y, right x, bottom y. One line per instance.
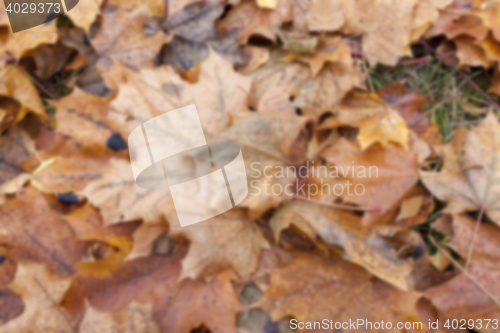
428, 236, 500, 308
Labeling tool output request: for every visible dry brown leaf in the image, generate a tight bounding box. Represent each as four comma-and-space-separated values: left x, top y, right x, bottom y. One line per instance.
66, 0, 103, 35
258, 251, 423, 332
81, 158, 175, 225
0, 187, 85, 276
220, 112, 307, 215
63, 248, 242, 333
321, 91, 410, 150
217, 0, 292, 44
421, 112, 500, 226
91, 6, 170, 71
424, 214, 500, 333
79, 301, 160, 333
300, 0, 344, 32
455, 35, 494, 67
0, 127, 34, 189
108, 0, 164, 16
257, 87, 296, 114
238, 46, 270, 74
294, 63, 362, 118
32, 156, 107, 194
320, 137, 419, 212
270, 200, 429, 291
109, 50, 252, 140
249, 60, 310, 112
0, 20, 58, 59
342, 0, 417, 66
0, 263, 75, 333
171, 209, 269, 280
0, 65, 46, 132
50, 87, 118, 153
377, 82, 442, 146
281, 37, 352, 76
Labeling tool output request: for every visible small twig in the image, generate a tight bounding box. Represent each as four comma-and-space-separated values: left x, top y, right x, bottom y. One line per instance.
293, 195, 385, 212
15, 64, 58, 100
163, 0, 169, 26
397, 55, 431, 66
428, 237, 500, 308
421, 39, 500, 111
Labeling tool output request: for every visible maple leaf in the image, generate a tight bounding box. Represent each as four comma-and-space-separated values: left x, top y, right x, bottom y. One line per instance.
321, 90, 410, 150
377, 82, 442, 146
161, 2, 244, 71
0, 5, 58, 60
81, 158, 175, 224
32, 156, 107, 194
217, 0, 292, 44
91, 6, 170, 71
0, 263, 75, 333
281, 37, 353, 76
108, 0, 164, 15
171, 209, 269, 280
0, 65, 46, 132
257, 251, 423, 332
270, 200, 430, 291
0, 187, 85, 277
319, 137, 419, 212
63, 249, 242, 333
50, 87, 122, 154
423, 214, 500, 332
80, 301, 160, 333
66, 0, 103, 35
421, 113, 500, 226
108, 50, 252, 140
0, 127, 34, 190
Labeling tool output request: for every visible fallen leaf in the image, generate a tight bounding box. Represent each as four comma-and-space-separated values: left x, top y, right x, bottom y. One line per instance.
0, 19, 58, 59
0, 65, 46, 131
50, 87, 120, 154
66, 0, 103, 35
109, 50, 252, 140
79, 301, 160, 333
81, 158, 175, 225
91, 6, 170, 71
377, 82, 442, 146
424, 214, 500, 333
321, 91, 410, 150
281, 37, 352, 76
320, 137, 419, 212
421, 112, 500, 226
162, 2, 244, 70
0, 263, 75, 333
270, 200, 427, 291
258, 251, 423, 332
294, 63, 362, 118
0, 187, 85, 276
0, 127, 35, 188
342, 0, 417, 66
172, 209, 269, 279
